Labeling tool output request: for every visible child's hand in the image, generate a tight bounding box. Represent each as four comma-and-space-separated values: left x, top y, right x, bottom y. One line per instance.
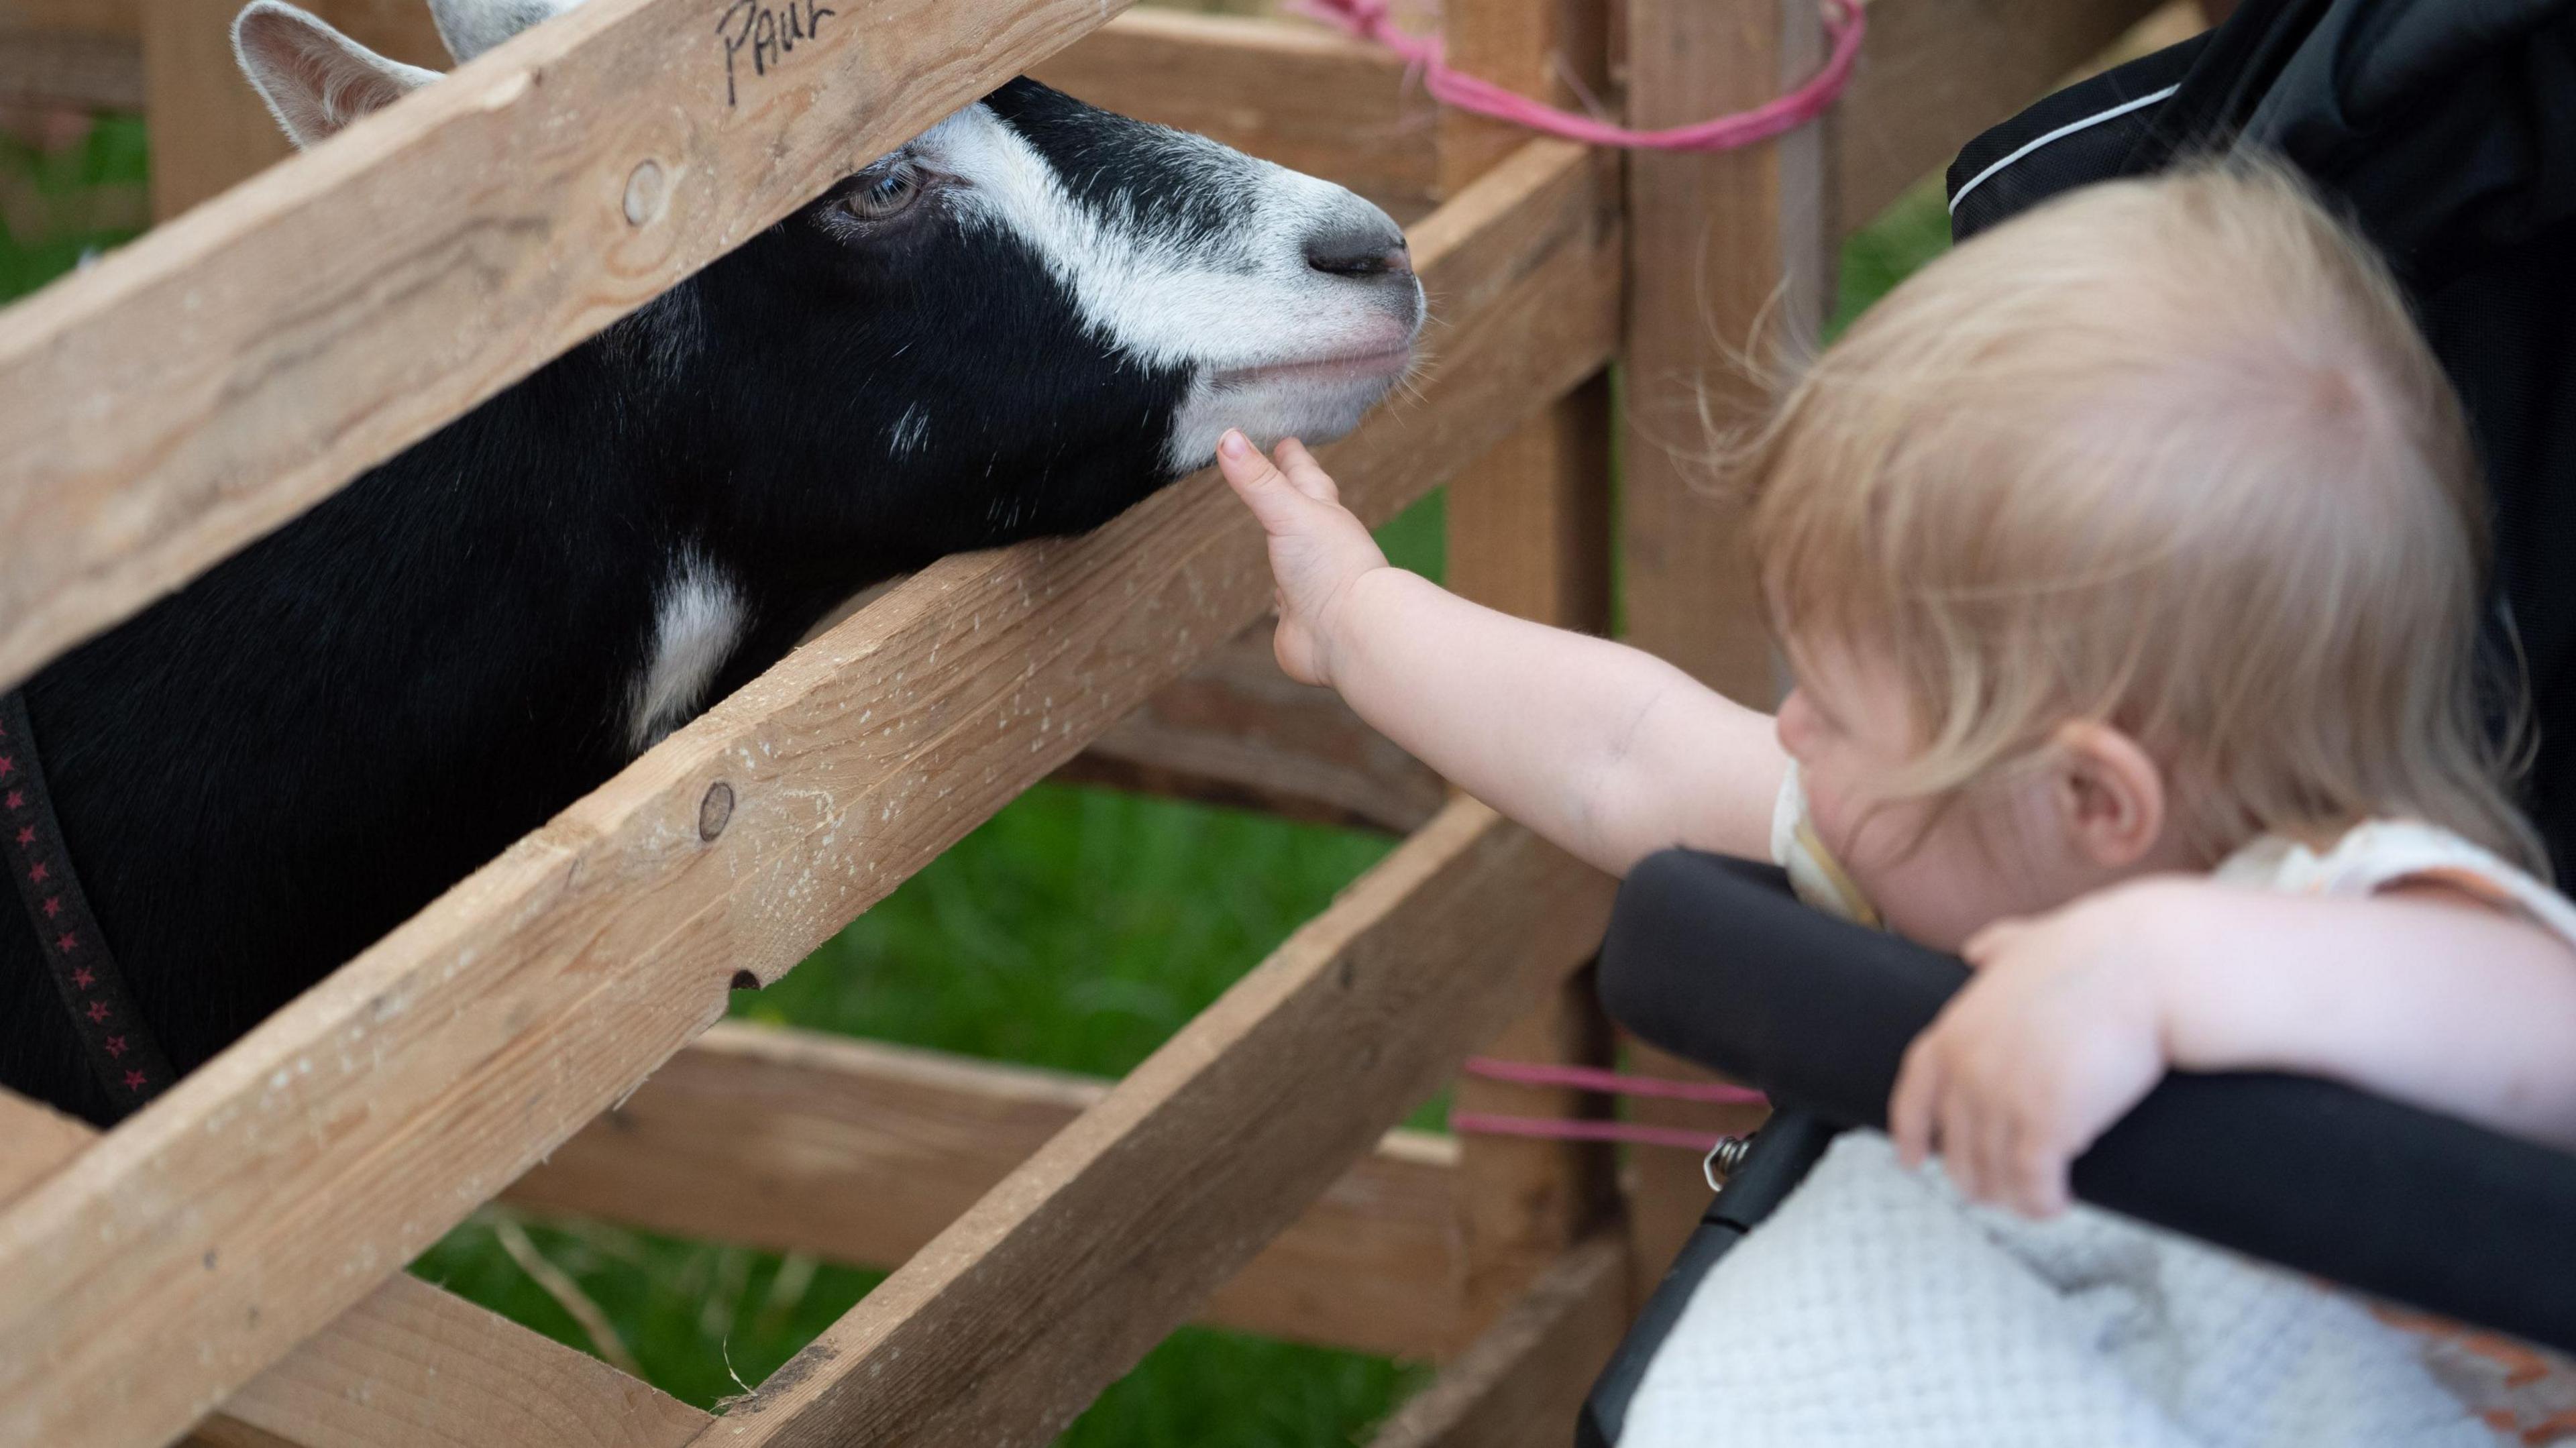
1888, 880, 2191, 1218
1216, 430, 1390, 688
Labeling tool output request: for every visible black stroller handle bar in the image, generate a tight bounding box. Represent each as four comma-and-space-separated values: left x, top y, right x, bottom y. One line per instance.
1598, 848, 2576, 1355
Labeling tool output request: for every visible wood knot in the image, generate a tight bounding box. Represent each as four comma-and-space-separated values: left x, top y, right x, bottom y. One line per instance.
698, 781, 735, 840
623, 160, 669, 227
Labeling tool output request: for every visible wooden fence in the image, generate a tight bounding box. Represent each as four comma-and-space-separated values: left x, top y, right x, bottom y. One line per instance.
0, 0, 2176, 1443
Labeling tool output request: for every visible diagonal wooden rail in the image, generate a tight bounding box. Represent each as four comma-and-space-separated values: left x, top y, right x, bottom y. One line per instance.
1, 1090, 710, 1448
1364, 1233, 1631, 1448
1056, 623, 1449, 836
0, 135, 1618, 1448
0, 0, 1140, 691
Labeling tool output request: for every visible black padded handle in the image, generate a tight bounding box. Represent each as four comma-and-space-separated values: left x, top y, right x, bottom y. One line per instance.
1597, 848, 2576, 1354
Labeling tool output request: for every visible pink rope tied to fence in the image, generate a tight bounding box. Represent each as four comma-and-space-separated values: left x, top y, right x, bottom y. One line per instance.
1449, 1056, 1768, 1152
1291, 0, 1867, 153
1449, 1113, 1735, 1152
1462, 1056, 1768, 1104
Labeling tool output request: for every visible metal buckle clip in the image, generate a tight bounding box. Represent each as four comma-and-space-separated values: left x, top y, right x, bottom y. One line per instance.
1703, 1133, 1754, 1192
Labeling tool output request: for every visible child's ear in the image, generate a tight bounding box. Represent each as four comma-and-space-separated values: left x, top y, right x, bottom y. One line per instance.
2046, 721, 2167, 870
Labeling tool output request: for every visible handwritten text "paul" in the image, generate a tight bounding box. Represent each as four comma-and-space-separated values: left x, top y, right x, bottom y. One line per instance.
716, 0, 835, 107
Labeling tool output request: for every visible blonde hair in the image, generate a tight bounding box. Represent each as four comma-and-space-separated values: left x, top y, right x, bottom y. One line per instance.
1746, 159, 2541, 871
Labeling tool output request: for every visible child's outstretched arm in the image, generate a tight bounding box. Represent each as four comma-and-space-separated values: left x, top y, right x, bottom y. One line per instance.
1216, 432, 1786, 876
1892, 877, 2576, 1217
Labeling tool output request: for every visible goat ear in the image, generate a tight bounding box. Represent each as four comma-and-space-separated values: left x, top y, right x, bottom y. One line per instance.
428, 0, 580, 64
232, 1, 440, 150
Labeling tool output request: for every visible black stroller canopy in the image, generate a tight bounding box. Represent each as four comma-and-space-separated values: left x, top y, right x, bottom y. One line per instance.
1584, 1, 2576, 1441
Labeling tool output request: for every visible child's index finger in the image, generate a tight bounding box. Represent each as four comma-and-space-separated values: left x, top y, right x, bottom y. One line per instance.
1271, 439, 1342, 504
1216, 430, 1312, 529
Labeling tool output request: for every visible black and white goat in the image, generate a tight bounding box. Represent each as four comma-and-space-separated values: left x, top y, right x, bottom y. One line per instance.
1, 0, 1422, 1125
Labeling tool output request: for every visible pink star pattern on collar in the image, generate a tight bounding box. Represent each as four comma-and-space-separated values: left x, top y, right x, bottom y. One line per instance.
4, 689, 168, 1113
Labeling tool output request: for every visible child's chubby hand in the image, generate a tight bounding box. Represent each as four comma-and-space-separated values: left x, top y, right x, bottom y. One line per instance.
1215, 429, 1391, 689
1888, 878, 2200, 1219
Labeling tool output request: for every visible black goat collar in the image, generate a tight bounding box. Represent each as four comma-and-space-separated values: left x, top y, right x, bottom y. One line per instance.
1, 691, 172, 1115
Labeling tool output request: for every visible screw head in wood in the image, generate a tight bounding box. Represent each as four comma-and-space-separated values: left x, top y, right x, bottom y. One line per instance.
698, 781, 734, 840
623, 160, 668, 227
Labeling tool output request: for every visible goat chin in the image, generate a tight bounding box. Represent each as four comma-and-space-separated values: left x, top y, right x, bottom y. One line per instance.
1164, 352, 1417, 471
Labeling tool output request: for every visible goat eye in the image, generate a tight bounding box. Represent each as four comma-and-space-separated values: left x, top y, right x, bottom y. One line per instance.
841, 162, 928, 224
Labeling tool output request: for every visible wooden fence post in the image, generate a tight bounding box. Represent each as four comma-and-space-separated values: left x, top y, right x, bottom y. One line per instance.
1434, 0, 1627, 1358
140, 0, 288, 219
1616, 0, 1831, 1292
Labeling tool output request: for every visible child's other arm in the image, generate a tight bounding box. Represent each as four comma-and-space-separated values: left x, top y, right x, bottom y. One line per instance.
1894, 878, 2576, 1217
1217, 432, 1784, 876
2154, 884, 2576, 1152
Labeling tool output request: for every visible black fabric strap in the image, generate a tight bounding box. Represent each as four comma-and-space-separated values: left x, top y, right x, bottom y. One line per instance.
0, 691, 172, 1113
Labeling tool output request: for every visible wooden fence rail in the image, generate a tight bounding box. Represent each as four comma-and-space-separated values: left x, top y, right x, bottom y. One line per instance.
1, 1090, 712, 1448
1364, 1233, 1630, 1448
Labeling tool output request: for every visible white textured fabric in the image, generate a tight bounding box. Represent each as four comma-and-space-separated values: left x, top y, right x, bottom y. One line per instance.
1621, 788, 2543, 1445
1623, 1135, 2494, 1448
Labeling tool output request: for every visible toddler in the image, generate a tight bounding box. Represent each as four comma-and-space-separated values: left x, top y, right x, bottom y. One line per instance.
1216, 162, 2576, 1443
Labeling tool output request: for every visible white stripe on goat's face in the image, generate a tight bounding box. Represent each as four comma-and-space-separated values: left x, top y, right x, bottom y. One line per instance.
417, 0, 1420, 480
915, 94, 1422, 471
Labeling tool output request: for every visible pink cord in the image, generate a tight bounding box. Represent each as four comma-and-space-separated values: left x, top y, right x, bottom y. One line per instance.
1462, 1056, 1768, 1105
1450, 1111, 1732, 1152
1292, 0, 1866, 153
1452, 1058, 1767, 1152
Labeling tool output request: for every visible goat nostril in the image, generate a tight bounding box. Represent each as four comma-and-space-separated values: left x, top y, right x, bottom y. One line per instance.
1306, 231, 1412, 280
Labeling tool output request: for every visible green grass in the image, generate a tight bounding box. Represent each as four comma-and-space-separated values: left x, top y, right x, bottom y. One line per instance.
738, 785, 1397, 1076
1, 110, 1945, 1445
1827, 176, 1952, 341
0, 113, 148, 298
413, 1213, 1424, 1441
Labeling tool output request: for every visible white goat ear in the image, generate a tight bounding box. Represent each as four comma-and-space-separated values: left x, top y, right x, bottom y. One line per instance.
231, 1, 440, 150
428, 0, 580, 63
